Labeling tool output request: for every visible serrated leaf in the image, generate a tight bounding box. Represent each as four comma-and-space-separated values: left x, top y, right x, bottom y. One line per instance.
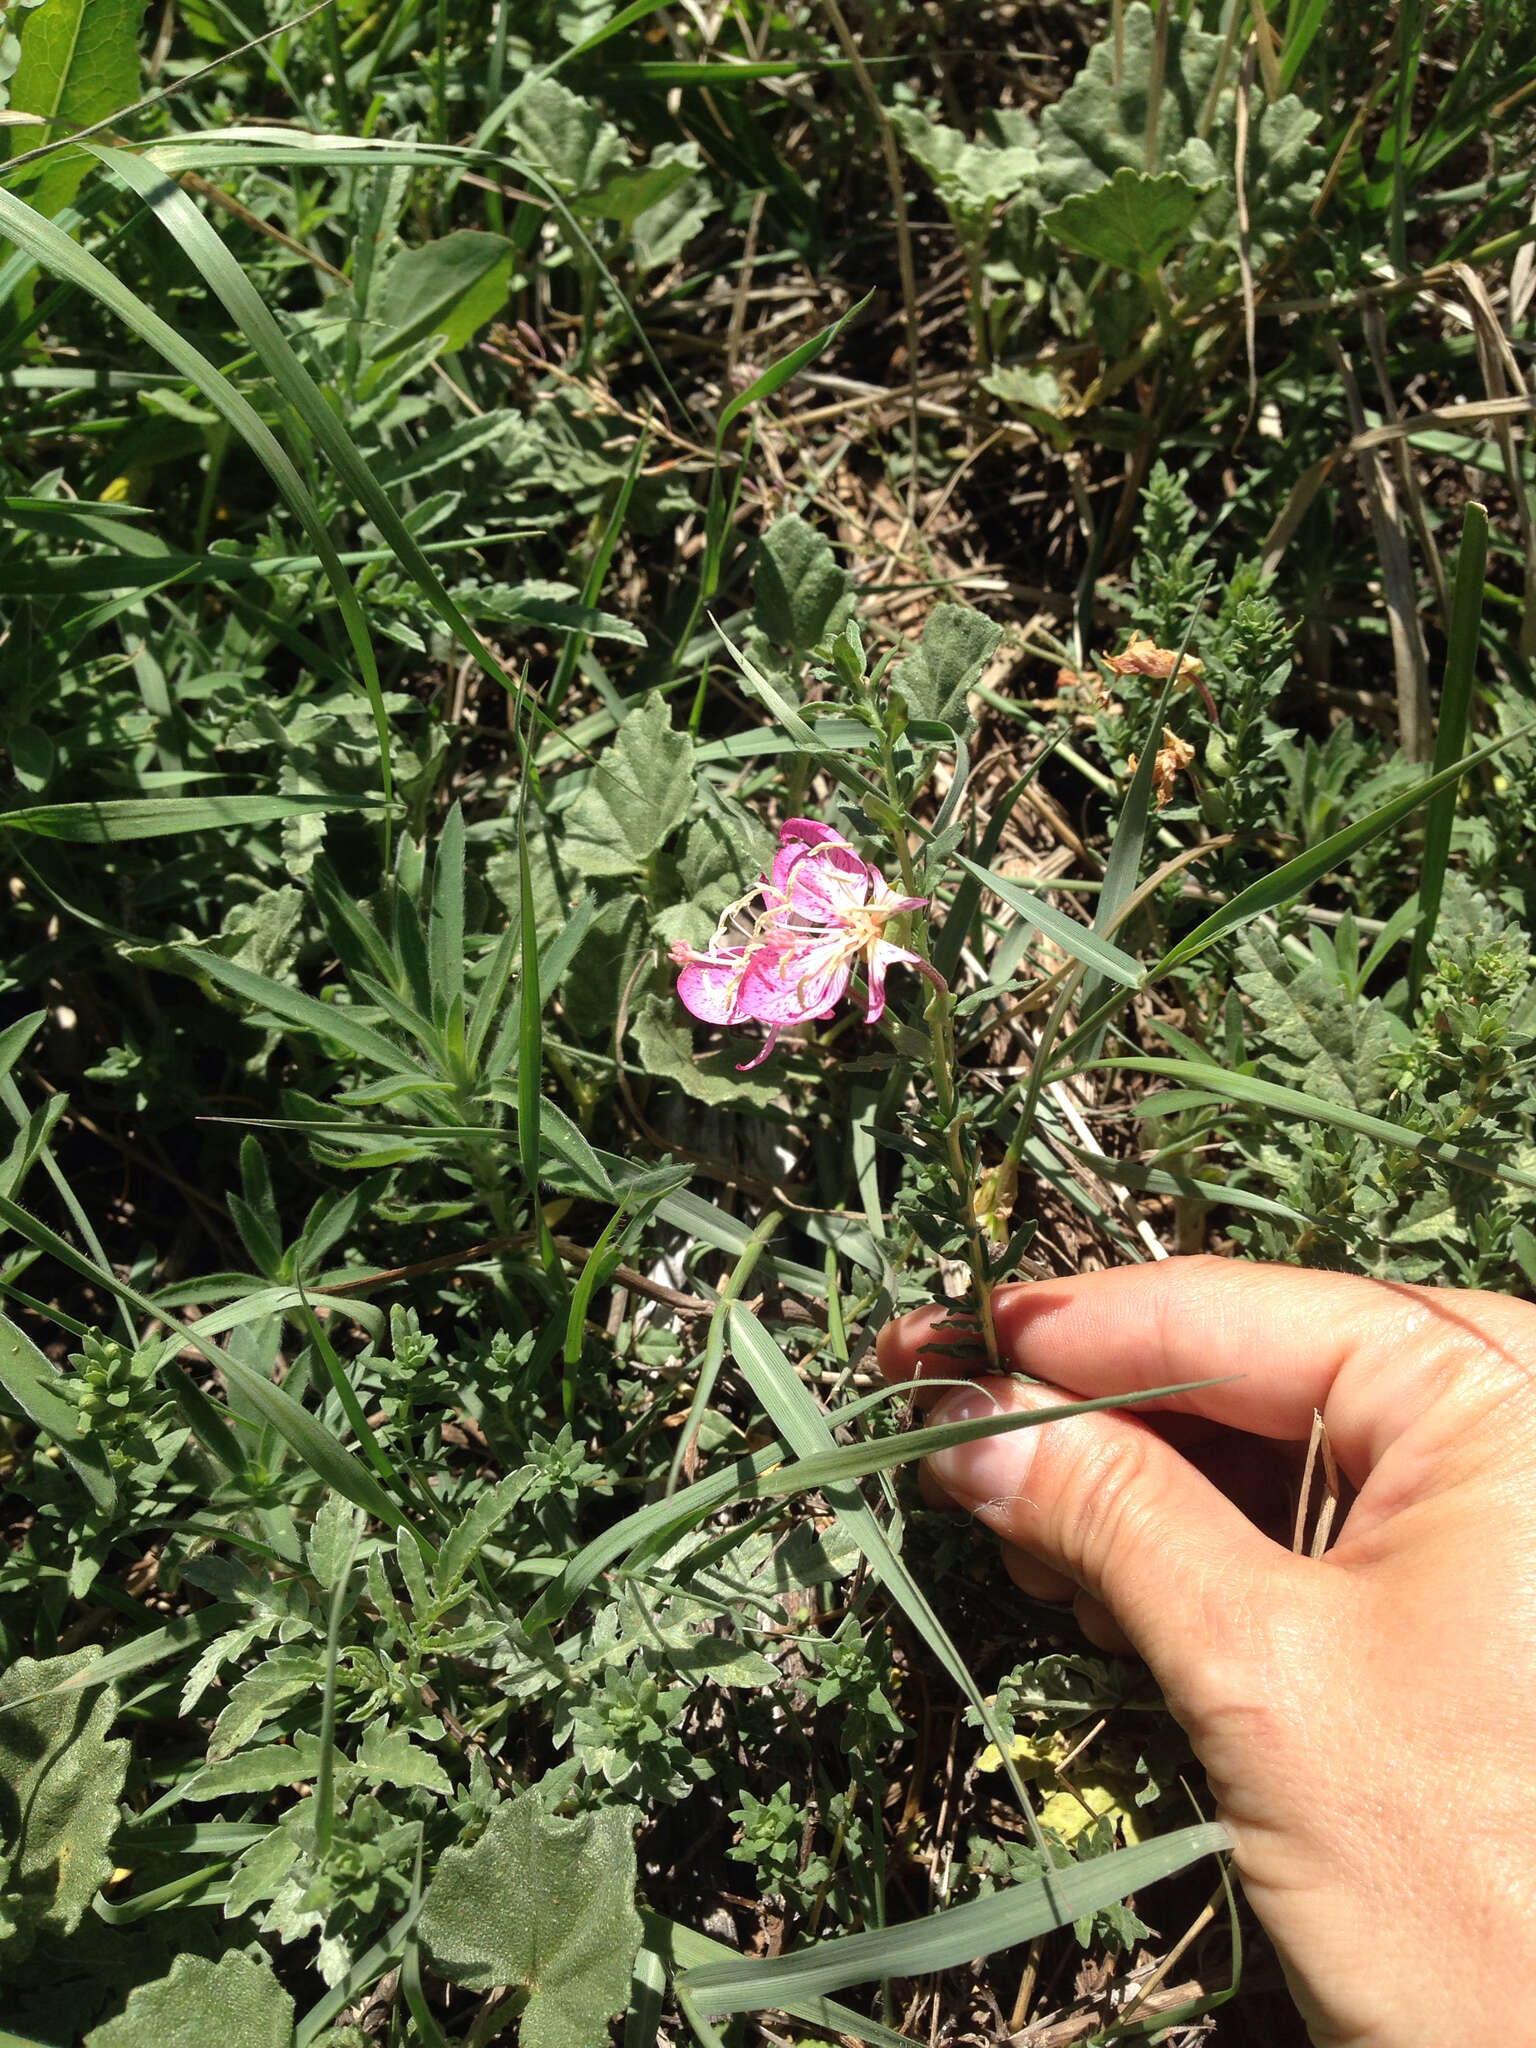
306, 1493, 361, 1591
560, 697, 694, 878
434, 1466, 536, 1598
420, 1790, 643, 2048
891, 108, 1038, 224
507, 76, 630, 197
631, 994, 781, 1109
0, 1648, 129, 1967
1036, 2, 1322, 260
1043, 166, 1204, 273
753, 514, 854, 657
84, 1950, 294, 2048
895, 604, 1002, 730
1236, 929, 1394, 1113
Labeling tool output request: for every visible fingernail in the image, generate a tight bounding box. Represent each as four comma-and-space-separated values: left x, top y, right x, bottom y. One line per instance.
928, 1384, 1039, 1503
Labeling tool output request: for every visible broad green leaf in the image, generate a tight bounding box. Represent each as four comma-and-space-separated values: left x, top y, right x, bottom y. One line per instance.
956, 854, 1142, 986
891, 108, 1038, 226
561, 696, 695, 877
85, 1951, 294, 2048
506, 75, 629, 195
0, 1649, 129, 1968
632, 994, 781, 1110
895, 604, 1002, 730
753, 514, 854, 657
6, 0, 140, 221
678, 1822, 1230, 2007
573, 153, 693, 235
0, 793, 379, 842
374, 230, 518, 359
1043, 166, 1204, 273
1036, 2, 1322, 259
420, 1791, 643, 2048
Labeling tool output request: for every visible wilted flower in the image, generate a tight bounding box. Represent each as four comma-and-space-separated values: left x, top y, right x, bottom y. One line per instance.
670, 818, 927, 1068
1127, 725, 1197, 808
1102, 629, 1205, 684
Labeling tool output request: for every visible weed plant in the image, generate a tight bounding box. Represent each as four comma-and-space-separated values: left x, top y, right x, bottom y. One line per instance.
1, 2, 1535, 2043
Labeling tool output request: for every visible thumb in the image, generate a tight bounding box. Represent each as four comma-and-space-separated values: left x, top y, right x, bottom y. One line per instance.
925, 1376, 1313, 1720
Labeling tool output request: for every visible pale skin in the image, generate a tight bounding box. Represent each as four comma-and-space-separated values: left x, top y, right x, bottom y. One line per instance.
875, 1256, 1536, 2048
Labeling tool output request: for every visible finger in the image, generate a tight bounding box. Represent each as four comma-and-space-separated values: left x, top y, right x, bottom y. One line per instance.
883, 1257, 1526, 1482
1001, 1542, 1076, 1603
924, 1374, 1315, 1712
1073, 1591, 1136, 1657
876, 1305, 983, 1409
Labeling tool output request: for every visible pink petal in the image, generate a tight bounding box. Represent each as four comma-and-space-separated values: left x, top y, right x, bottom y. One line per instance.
780, 845, 872, 923
736, 1025, 781, 1071
737, 936, 852, 1024
862, 939, 921, 1024
676, 950, 749, 1024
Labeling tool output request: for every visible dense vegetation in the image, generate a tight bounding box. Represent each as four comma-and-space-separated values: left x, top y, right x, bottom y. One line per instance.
2, 1, 1535, 2041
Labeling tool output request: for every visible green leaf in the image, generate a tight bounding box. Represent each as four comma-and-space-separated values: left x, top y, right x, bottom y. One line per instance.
631, 994, 781, 1109
1036, 2, 1322, 259
0, 1648, 129, 1968
895, 604, 1002, 730
678, 1823, 1229, 2007
572, 154, 694, 235
420, 1791, 643, 2048
1042, 166, 1204, 273
84, 1951, 295, 2048
374, 231, 518, 359
507, 76, 630, 197
753, 515, 854, 657
561, 696, 695, 878
0, 794, 380, 842
180, 951, 423, 1080
6, 0, 140, 221
891, 108, 1038, 225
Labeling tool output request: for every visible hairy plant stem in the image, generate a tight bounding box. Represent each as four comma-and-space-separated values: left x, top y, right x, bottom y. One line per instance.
877, 736, 999, 1367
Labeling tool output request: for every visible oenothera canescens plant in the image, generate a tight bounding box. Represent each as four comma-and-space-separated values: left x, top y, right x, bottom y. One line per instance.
671, 816, 1001, 1363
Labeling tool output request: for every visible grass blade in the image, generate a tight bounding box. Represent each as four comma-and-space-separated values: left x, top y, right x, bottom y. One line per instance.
677, 1822, 1231, 2006
0, 794, 380, 841
1088, 1057, 1536, 1194
1409, 500, 1488, 999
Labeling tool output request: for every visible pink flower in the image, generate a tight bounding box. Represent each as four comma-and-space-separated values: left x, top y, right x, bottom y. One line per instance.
670, 819, 927, 1069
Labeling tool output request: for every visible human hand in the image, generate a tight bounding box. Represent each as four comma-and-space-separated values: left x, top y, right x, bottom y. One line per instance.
876, 1256, 1536, 2048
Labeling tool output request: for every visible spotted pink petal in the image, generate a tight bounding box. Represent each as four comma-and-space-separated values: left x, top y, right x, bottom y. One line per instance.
772, 820, 872, 915
675, 949, 749, 1025
737, 934, 852, 1024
